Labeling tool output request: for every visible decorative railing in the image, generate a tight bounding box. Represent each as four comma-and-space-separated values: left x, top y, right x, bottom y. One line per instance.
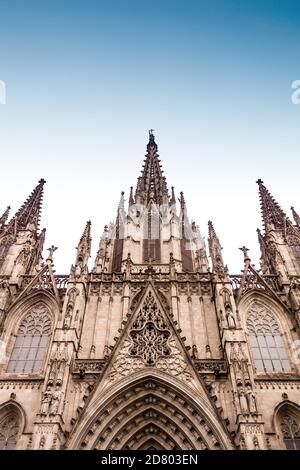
230, 274, 279, 294
20, 274, 69, 292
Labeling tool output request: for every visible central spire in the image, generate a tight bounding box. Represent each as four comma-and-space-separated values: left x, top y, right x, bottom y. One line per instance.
135, 131, 169, 205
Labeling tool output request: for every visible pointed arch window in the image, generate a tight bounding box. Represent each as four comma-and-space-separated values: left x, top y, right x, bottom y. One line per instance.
0, 413, 20, 450
246, 302, 291, 373
281, 414, 300, 450
7, 305, 51, 374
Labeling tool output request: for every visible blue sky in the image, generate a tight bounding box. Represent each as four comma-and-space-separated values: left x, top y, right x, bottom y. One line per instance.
0, 0, 299, 273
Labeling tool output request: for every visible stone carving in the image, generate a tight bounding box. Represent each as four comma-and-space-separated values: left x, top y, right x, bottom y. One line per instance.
63, 288, 79, 329
0, 413, 20, 450
253, 435, 260, 450
40, 386, 53, 415
230, 342, 250, 386
192, 344, 198, 359
246, 302, 280, 335
221, 289, 236, 329
108, 290, 192, 382
39, 436, 45, 449
40, 386, 64, 416
18, 304, 51, 336
238, 387, 248, 414
226, 304, 236, 329
72, 359, 106, 375
49, 388, 64, 415
194, 359, 227, 375
15, 240, 32, 268
48, 343, 69, 387
0, 279, 10, 332
245, 385, 257, 414
280, 415, 300, 440
129, 290, 171, 366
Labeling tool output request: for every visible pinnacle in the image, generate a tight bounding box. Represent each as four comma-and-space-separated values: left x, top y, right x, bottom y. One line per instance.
257, 180, 286, 230
291, 206, 300, 226
0, 205, 11, 227
8, 179, 45, 232
135, 131, 169, 205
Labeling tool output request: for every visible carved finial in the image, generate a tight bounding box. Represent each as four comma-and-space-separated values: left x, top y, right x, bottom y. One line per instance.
179, 191, 186, 209
149, 129, 155, 142
239, 246, 250, 262
47, 245, 58, 262
170, 186, 176, 205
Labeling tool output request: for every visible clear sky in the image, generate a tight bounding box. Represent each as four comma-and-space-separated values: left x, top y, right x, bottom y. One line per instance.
0, 0, 299, 274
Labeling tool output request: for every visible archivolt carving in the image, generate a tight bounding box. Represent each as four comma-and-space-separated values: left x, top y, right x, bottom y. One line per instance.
246, 302, 280, 335
76, 379, 223, 450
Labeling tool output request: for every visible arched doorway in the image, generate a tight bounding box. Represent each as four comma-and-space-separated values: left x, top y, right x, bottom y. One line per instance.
67, 371, 234, 450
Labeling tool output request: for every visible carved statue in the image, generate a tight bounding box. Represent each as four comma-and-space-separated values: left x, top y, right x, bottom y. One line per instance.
40, 386, 52, 415
238, 387, 248, 414
49, 388, 63, 415
56, 363, 65, 386
48, 361, 57, 386
63, 310, 72, 329
192, 344, 198, 359
39, 435, 45, 449
225, 304, 236, 329
253, 435, 260, 450
15, 240, 32, 267
245, 385, 257, 414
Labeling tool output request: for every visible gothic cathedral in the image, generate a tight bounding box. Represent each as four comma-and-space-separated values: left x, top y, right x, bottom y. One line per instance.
0, 132, 300, 451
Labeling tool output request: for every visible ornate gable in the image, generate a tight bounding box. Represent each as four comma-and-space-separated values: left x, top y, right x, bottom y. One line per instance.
104, 285, 195, 384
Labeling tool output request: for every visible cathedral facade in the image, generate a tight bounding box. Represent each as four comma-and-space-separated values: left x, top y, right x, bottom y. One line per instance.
0, 132, 300, 450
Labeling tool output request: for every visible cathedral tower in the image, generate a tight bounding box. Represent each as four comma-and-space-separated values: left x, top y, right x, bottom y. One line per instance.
0, 133, 299, 451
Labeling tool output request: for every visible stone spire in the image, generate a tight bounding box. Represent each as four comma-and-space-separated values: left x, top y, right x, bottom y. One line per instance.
72, 221, 92, 277
111, 192, 126, 272
128, 186, 134, 208
291, 206, 300, 227
257, 179, 287, 231
115, 191, 126, 236
208, 220, 225, 274
8, 179, 45, 232
135, 130, 169, 205
0, 206, 10, 228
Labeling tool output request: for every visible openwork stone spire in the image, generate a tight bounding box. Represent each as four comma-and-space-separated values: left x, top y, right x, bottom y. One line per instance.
291, 206, 300, 227
135, 131, 169, 205
75, 220, 92, 270
8, 179, 45, 232
0, 206, 10, 228
257, 179, 287, 230
208, 220, 225, 274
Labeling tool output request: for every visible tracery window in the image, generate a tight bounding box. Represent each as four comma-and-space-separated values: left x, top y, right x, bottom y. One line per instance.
0, 413, 20, 450
281, 414, 300, 450
246, 302, 290, 373
129, 291, 170, 365
7, 304, 51, 374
